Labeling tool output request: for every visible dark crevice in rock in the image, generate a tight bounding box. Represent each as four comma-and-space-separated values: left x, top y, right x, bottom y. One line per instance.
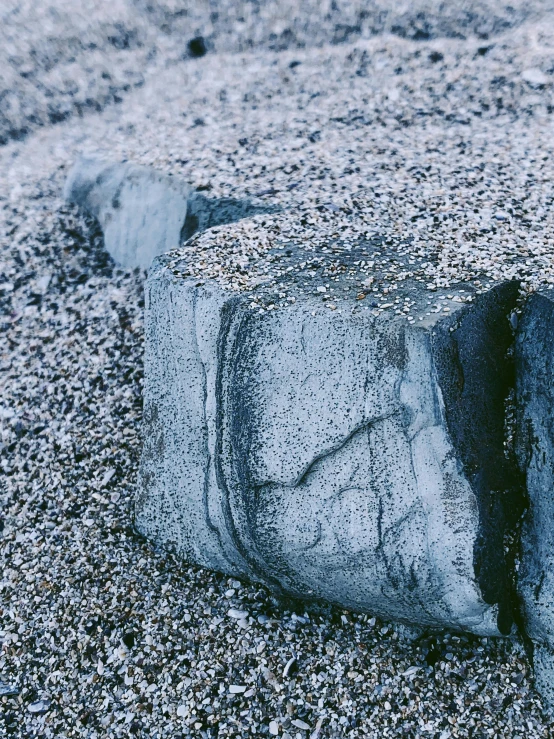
514, 291, 554, 702
180, 211, 199, 242
431, 280, 525, 635
214, 299, 285, 589
191, 290, 225, 554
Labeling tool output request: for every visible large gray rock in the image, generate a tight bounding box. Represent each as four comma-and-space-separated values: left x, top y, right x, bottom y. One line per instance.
516, 289, 554, 708
136, 253, 522, 636
64, 156, 191, 269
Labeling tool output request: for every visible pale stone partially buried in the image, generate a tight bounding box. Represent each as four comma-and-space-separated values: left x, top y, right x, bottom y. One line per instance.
136, 250, 523, 638
64, 156, 191, 269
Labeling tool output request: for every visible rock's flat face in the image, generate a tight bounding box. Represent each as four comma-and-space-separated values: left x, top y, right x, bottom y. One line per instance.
64, 157, 190, 269
516, 290, 554, 706
137, 256, 521, 636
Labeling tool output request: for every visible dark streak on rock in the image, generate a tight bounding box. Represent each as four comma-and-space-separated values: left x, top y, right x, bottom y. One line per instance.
215, 299, 285, 591
431, 280, 524, 635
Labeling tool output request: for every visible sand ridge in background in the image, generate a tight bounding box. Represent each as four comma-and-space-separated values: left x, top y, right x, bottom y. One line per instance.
1, 0, 553, 143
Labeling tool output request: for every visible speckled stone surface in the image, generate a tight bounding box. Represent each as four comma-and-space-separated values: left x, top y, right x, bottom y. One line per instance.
138, 256, 522, 638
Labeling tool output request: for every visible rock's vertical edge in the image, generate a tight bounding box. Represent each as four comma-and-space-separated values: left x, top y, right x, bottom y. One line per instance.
398, 326, 499, 634
431, 281, 524, 635
516, 291, 554, 710
135, 260, 236, 573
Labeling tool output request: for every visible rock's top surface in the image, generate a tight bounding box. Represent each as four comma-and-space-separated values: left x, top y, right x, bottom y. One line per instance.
165, 241, 481, 325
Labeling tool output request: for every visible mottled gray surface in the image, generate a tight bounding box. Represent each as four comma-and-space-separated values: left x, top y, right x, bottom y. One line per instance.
137, 260, 521, 638
64, 156, 190, 269
516, 289, 554, 709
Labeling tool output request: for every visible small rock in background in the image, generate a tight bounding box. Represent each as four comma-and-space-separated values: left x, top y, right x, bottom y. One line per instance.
64, 156, 190, 270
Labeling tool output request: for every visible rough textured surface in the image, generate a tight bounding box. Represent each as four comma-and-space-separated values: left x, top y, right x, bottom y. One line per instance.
64, 156, 190, 269
2, 0, 552, 145
0, 0, 157, 145
137, 261, 521, 638
516, 289, 554, 709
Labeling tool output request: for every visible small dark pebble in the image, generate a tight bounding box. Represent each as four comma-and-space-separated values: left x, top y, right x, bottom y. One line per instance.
188, 37, 207, 58
425, 646, 441, 666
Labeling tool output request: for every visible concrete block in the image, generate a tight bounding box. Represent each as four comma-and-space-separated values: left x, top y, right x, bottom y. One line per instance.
64, 156, 190, 269
516, 290, 554, 708
136, 255, 522, 637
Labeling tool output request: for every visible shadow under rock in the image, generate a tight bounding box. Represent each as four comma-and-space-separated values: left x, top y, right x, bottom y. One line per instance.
181, 193, 282, 242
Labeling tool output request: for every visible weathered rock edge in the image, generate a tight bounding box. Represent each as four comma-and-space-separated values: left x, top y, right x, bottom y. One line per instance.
516, 290, 554, 710
136, 259, 522, 637
64, 156, 191, 270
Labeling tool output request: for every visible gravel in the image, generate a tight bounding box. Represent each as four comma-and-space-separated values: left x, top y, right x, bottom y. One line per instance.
2, 2, 554, 737
2, 0, 552, 145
